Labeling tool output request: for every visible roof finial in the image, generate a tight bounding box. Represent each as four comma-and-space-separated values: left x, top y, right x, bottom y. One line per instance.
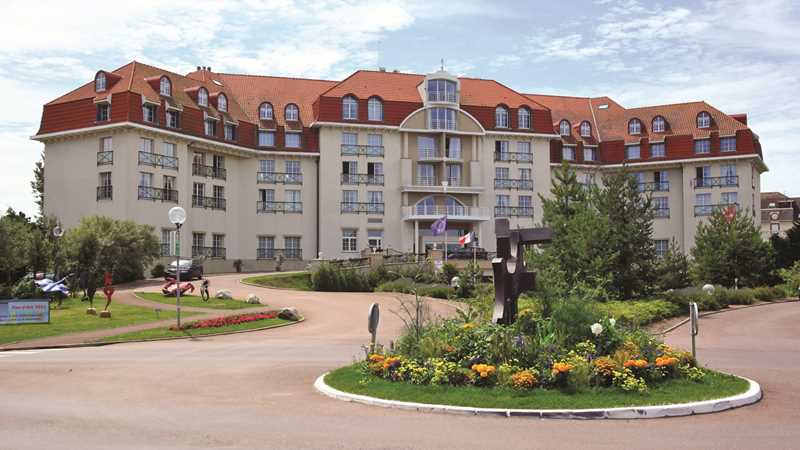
440, 58, 445, 71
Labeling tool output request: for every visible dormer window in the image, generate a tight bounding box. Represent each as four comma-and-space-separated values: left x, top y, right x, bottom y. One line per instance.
697, 111, 711, 128
96, 103, 110, 122
342, 95, 358, 120
285, 104, 299, 121
559, 120, 571, 136
518, 107, 531, 129
427, 79, 457, 103
580, 121, 591, 138
142, 103, 157, 123
495, 106, 509, 128
217, 93, 227, 113
198, 88, 208, 107
95, 72, 106, 92
628, 118, 642, 135
652, 116, 666, 133
259, 102, 273, 120
368, 97, 383, 121
159, 76, 171, 96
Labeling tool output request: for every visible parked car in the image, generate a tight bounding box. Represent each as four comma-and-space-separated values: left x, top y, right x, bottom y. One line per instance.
165, 259, 204, 280
447, 247, 488, 260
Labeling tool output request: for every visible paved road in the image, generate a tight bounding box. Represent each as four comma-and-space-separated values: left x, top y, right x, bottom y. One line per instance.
1, 273, 798, 450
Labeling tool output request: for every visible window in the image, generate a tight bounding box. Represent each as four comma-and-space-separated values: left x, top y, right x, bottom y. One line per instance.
628, 118, 642, 135
140, 138, 153, 153
98, 172, 112, 200
285, 104, 299, 121
259, 103, 273, 120
142, 103, 157, 123
722, 192, 738, 205
519, 168, 531, 180
259, 188, 275, 203
720, 137, 736, 152
519, 195, 532, 211
518, 107, 531, 129
259, 159, 275, 174
204, 119, 216, 137
212, 234, 225, 258
139, 171, 153, 188
258, 130, 275, 147
496, 194, 510, 207
286, 161, 301, 183
258, 236, 275, 259
495, 106, 509, 128
161, 229, 175, 256
496, 167, 509, 180
159, 77, 171, 96
368, 230, 383, 250
625, 145, 641, 160
342, 95, 358, 120
284, 236, 301, 257
771, 223, 781, 235
654, 170, 668, 189
213, 154, 225, 171
285, 132, 301, 148
517, 141, 531, 155
100, 137, 112, 153
192, 232, 206, 252
580, 121, 591, 137
166, 110, 180, 128
562, 145, 576, 161
721, 164, 737, 186
654, 240, 669, 258
417, 163, 435, 185
696, 193, 711, 205
368, 162, 383, 176
216, 94, 227, 112
559, 120, 571, 136
224, 124, 236, 141
650, 143, 665, 158
495, 141, 510, 160
163, 142, 176, 161
368, 97, 383, 121
694, 139, 710, 154
430, 107, 456, 130
654, 197, 668, 216
367, 134, 382, 153
285, 189, 301, 205
652, 116, 666, 133
198, 88, 208, 107
446, 164, 461, 186
95, 72, 106, 92
418, 136, 436, 159
163, 175, 176, 191
96, 103, 110, 122
446, 137, 461, 159
583, 146, 597, 161
697, 111, 711, 128
342, 229, 358, 252
368, 191, 382, 205
193, 183, 205, 205
427, 79, 457, 102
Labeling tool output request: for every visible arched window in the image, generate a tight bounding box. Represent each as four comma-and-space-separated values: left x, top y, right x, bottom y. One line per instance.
217, 93, 227, 112
342, 95, 358, 120
95, 72, 106, 92
697, 111, 711, 128
197, 88, 208, 107
285, 104, 299, 121
518, 107, 531, 129
652, 116, 666, 133
416, 196, 436, 215
368, 96, 383, 121
427, 79, 457, 102
159, 76, 171, 96
628, 118, 642, 135
444, 196, 465, 216
580, 121, 591, 137
259, 102, 273, 120
495, 106, 509, 128
559, 120, 571, 136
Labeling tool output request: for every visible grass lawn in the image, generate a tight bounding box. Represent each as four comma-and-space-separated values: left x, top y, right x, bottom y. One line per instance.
98, 316, 292, 342
135, 292, 254, 310
0, 296, 194, 345
243, 272, 312, 291
325, 364, 749, 410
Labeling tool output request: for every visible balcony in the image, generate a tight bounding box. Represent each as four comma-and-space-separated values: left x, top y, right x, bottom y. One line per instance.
428, 91, 457, 103
341, 202, 385, 214
192, 246, 226, 259
340, 144, 384, 157
402, 205, 492, 221
494, 206, 534, 217
97, 151, 113, 166
494, 178, 534, 190
96, 185, 112, 200
694, 203, 738, 216
654, 208, 670, 218
418, 150, 462, 162
138, 186, 178, 203
256, 248, 303, 260
192, 163, 226, 180
692, 176, 739, 189
192, 195, 226, 210
638, 181, 670, 192
494, 152, 533, 163
415, 175, 439, 186
341, 173, 385, 185
138, 151, 178, 170
257, 172, 303, 185
257, 201, 303, 214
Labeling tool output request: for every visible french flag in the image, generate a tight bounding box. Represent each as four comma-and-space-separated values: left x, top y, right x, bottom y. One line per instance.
458, 231, 474, 246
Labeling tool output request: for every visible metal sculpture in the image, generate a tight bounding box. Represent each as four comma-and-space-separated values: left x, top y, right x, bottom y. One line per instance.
491, 218, 553, 325
200, 278, 210, 302
100, 272, 114, 318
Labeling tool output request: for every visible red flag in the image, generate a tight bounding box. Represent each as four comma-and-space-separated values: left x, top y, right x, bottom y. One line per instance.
723, 205, 736, 223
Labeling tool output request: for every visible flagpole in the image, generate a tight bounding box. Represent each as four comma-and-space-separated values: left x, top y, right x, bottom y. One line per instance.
442, 180, 449, 264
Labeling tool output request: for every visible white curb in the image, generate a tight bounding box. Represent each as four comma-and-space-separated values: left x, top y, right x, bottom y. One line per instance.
314, 372, 761, 419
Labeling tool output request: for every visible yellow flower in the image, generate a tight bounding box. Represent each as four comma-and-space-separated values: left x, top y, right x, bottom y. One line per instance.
462, 323, 475, 330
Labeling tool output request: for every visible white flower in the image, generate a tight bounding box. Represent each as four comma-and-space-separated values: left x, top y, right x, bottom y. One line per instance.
590, 323, 603, 336
609, 318, 616, 327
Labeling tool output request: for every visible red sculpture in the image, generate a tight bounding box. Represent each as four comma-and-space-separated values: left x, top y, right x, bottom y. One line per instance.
161, 277, 195, 297
100, 271, 114, 317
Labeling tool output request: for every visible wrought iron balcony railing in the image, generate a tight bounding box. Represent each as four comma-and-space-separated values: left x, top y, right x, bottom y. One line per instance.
340, 202, 385, 214
415, 176, 439, 186
256, 201, 303, 213
341, 173, 385, 185
428, 91, 457, 103
256, 248, 303, 260
257, 172, 303, 185
138, 151, 178, 170
494, 206, 534, 217
340, 144, 384, 157
138, 185, 178, 203
692, 176, 739, 188
403, 205, 492, 219
638, 181, 670, 192
192, 163, 226, 180
494, 178, 534, 190
494, 152, 533, 163
96, 151, 113, 166
192, 246, 226, 259
96, 185, 112, 200
192, 195, 226, 210
694, 203, 738, 216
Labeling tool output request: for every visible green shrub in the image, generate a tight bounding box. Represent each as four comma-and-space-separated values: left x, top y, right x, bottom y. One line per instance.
376, 279, 452, 299
150, 263, 165, 278
551, 299, 598, 348
751, 286, 785, 301
596, 299, 681, 327
712, 287, 754, 306
440, 263, 458, 285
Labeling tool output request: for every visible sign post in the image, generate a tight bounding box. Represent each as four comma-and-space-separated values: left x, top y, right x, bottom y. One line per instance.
367, 302, 380, 353
690, 302, 699, 361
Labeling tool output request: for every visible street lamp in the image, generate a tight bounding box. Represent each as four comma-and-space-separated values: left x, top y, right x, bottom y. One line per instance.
52, 225, 64, 279
442, 180, 449, 264
168, 206, 187, 328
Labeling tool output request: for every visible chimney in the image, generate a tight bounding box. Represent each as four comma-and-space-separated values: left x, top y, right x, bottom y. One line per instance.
207, 67, 211, 72
378, 67, 386, 72
392, 69, 399, 73
197, 66, 201, 71
731, 113, 747, 125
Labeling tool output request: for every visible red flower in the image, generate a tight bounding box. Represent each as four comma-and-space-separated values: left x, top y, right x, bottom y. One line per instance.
177, 312, 279, 330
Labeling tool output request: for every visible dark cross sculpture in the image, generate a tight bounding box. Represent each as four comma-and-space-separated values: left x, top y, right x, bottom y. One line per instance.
492, 218, 553, 325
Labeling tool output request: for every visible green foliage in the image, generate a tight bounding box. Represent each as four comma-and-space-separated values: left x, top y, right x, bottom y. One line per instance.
691, 207, 774, 287
770, 217, 800, 270
439, 262, 458, 285
596, 299, 681, 327
31, 153, 45, 218
376, 279, 452, 299
310, 262, 372, 292
655, 239, 691, 291
750, 286, 785, 301
0, 210, 36, 284
777, 261, 800, 294
454, 261, 482, 298
150, 263, 165, 278
11, 274, 44, 299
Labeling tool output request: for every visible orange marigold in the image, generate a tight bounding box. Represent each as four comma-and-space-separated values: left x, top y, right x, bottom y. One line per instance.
655, 356, 679, 367
471, 364, 497, 378
368, 354, 385, 363
382, 356, 402, 370
593, 357, 617, 377
551, 362, 575, 376
623, 359, 648, 369
511, 370, 537, 389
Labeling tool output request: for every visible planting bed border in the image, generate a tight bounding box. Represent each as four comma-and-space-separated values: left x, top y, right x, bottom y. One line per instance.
314, 372, 761, 420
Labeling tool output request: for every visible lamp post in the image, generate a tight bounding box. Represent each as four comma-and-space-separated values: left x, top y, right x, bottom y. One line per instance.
168, 206, 187, 329
441, 180, 449, 264
52, 225, 64, 279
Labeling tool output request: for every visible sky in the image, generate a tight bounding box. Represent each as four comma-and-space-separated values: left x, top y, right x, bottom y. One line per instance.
2, 0, 798, 216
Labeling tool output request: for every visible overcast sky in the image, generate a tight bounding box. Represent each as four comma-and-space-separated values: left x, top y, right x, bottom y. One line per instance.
2, 0, 797, 216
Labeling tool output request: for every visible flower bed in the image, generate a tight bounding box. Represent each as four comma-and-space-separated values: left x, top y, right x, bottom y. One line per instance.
170, 312, 278, 331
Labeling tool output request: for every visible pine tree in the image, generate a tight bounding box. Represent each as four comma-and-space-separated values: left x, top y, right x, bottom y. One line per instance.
771, 216, 800, 270
31, 153, 44, 218
655, 239, 691, 290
